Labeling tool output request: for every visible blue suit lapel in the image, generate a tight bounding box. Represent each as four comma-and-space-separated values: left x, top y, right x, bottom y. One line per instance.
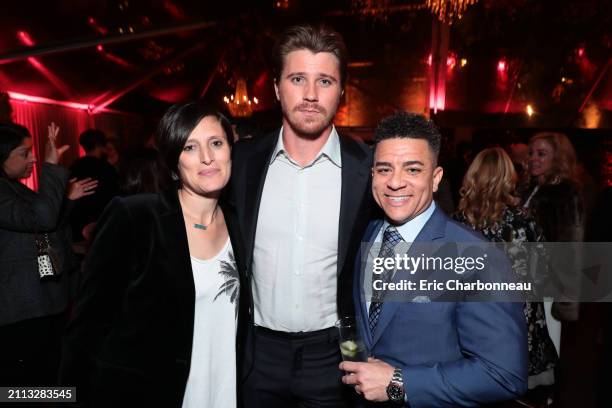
371, 207, 447, 347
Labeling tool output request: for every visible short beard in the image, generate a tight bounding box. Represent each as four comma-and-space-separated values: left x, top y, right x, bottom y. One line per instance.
282, 102, 337, 140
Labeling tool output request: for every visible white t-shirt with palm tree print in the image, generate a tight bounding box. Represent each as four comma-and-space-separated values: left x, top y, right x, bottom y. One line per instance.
182, 238, 239, 408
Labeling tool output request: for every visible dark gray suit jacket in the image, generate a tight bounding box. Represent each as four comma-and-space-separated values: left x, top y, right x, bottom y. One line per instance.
0, 163, 72, 326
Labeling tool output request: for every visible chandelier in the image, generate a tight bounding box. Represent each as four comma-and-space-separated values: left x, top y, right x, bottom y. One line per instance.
425, 0, 478, 24
223, 78, 258, 117
351, 0, 391, 20
350, 0, 426, 21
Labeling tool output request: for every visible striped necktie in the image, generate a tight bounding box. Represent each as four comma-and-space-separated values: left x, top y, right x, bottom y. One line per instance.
368, 225, 404, 334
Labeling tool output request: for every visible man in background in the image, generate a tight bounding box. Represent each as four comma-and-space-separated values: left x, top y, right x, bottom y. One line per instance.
69, 129, 118, 243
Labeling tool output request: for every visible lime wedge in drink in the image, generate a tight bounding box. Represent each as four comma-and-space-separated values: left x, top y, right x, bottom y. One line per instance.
340, 340, 358, 358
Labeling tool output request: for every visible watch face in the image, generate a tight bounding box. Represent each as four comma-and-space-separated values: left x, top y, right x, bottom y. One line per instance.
387, 383, 404, 402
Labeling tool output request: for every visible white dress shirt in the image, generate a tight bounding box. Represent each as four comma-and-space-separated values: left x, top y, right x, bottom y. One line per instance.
252, 127, 342, 332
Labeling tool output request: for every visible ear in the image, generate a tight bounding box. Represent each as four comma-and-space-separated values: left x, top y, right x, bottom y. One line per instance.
274, 79, 280, 101
432, 166, 444, 192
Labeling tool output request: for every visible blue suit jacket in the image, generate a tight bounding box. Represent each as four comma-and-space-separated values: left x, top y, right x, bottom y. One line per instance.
353, 206, 528, 407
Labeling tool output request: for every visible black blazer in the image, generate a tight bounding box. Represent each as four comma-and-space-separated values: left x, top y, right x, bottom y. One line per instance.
59, 185, 248, 407
0, 163, 72, 327
228, 130, 375, 380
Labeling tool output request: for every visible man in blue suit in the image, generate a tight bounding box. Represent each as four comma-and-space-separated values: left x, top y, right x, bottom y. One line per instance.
340, 112, 527, 407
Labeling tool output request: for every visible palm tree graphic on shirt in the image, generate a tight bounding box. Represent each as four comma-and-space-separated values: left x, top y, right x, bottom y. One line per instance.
214, 250, 239, 317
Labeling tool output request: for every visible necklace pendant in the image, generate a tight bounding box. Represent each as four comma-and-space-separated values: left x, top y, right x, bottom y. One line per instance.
193, 223, 207, 230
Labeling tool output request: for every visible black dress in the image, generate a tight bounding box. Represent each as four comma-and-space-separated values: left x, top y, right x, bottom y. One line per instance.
455, 207, 558, 384
524, 180, 584, 323
523, 180, 584, 243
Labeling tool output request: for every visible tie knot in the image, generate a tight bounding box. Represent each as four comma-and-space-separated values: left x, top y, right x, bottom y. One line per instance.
382, 225, 403, 247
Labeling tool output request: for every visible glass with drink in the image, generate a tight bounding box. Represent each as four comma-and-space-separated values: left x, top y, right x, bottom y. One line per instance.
335, 316, 368, 362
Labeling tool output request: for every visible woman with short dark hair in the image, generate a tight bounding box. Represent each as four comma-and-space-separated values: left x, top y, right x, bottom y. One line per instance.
60, 102, 247, 408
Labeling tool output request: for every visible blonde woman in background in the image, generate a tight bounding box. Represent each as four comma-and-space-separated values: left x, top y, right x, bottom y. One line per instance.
524, 132, 584, 244
454, 147, 558, 402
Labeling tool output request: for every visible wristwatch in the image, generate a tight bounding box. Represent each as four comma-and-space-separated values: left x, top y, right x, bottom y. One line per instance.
386, 367, 405, 404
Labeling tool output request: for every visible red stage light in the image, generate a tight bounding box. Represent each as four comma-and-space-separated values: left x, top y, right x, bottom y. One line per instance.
446, 55, 456, 69
497, 59, 507, 72
17, 31, 35, 46
7, 91, 91, 110
429, 92, 446, 113
87, 16, 108, 35
17, 31, 73, 98
101, 51, 136, 70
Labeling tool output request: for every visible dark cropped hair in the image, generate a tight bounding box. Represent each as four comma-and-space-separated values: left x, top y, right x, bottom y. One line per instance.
79, 129, 107, 152
0, 123, 31, 178
273, 24, 348, 87
118, 148, 172, 195
156, 101, 233, 180
374, 112, 441, 165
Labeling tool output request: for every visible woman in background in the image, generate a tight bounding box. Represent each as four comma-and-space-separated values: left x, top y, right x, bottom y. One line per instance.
524, 132, 586, 407
0, 122, 95, 385
454, 147, 558, 400
524, 132, 584, 245
524, 132, 584, 322
60, 102, 247, 408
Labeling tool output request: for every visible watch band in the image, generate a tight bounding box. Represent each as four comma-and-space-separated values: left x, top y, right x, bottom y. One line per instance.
392, 367, 403, 384
386, 367, 405, 404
